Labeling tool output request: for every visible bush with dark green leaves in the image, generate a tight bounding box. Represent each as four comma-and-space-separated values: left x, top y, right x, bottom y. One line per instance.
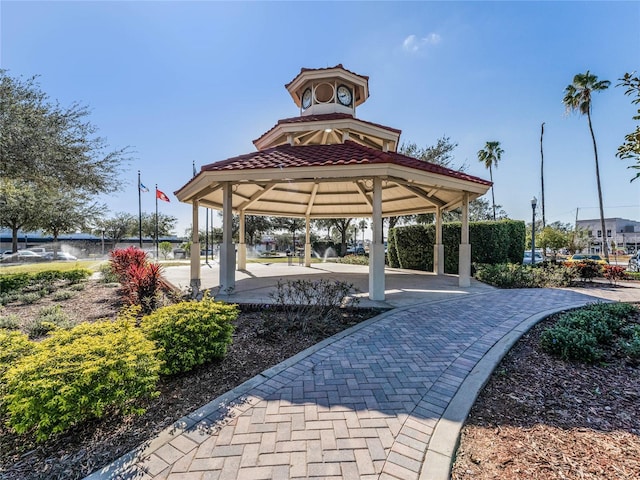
1, 315, 161, 441
140, 295, 237, 375
388, 220, 526, 272
540, 302, 638, 363
474, 263, 576, 288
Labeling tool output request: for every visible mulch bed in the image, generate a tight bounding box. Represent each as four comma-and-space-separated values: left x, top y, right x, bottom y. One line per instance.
451, 312, 640, 480
0, 280, 384, 480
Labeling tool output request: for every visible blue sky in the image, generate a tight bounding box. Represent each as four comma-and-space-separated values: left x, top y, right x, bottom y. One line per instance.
2, 1, 639, 237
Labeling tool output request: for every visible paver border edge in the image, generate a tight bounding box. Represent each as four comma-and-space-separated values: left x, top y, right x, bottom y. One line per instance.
418, 300, 595, 480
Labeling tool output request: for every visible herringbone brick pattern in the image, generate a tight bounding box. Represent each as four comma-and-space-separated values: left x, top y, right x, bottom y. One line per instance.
109, 288, 596, 480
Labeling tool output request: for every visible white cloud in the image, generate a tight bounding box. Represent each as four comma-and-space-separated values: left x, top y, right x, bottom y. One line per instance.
402, 33, 442, 53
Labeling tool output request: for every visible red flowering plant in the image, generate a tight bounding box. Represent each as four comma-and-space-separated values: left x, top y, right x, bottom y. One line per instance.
603, 264, 627, 286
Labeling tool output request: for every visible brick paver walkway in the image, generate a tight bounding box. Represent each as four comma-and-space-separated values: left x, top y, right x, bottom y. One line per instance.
87, 288, 608, 480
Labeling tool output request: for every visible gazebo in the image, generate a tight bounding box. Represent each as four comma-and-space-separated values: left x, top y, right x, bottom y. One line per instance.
175, 65, 491, 300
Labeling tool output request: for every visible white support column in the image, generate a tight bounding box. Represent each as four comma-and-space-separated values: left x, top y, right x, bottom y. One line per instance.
434, 206, 444, 275
220, 182, 236, 293
304, 216, 311, 267
190, 199, 201, 296
238, 210, 246, 270
459, 192, 471, 287
369, 177, 385, 301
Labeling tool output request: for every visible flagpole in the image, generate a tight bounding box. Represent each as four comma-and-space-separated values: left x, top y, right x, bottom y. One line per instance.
155, 184, 159, 259
138, 170, 142, 248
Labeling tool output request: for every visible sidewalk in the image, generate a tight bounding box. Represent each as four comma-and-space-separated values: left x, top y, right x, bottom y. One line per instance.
86, 266, 640, 480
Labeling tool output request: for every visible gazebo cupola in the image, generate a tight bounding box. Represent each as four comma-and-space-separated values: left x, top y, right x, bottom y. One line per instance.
254, 65, 400, 152
286, 64, 369, 116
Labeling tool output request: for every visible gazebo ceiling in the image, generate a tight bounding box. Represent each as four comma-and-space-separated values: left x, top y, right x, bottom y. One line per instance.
175, 141, 492, 219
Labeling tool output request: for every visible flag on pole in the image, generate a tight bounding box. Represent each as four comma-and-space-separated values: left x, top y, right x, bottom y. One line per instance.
156, 189, 170, 202
139, 182, 149, 193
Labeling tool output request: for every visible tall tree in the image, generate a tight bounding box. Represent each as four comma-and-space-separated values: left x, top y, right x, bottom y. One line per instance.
0, 70, 128, 194
139, 212, 177, 243
243, 215, 272, 245
0, 180, 41, 252
616, 72, 640, 180
477, 141, 503, 221
563, 70, 610, 260
96, 212, 137, 250
271, 217, 306, 251
38, 189, 103, 255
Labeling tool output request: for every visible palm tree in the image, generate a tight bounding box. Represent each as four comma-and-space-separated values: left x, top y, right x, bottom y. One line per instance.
563, 71, 611, 261
477, 141, 503, 220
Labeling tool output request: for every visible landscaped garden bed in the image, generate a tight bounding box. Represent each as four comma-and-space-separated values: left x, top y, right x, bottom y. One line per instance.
0, 259, 383, 480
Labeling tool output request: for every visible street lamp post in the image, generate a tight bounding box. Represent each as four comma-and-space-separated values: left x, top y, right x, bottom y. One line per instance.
531, 197, 537, 263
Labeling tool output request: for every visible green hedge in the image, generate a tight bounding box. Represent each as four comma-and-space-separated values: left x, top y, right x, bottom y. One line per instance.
388, 220, 525, 273
140, 296, 237, 375
0, 269, 92, 293
2, 317, 161, 441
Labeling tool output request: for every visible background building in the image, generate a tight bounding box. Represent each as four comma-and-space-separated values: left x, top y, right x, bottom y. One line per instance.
576, 218, 640, 254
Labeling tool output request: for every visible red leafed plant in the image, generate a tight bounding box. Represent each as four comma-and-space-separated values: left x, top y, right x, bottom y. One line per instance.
109, 247, 164, 313
124, 262, 164, 313
603, 264, 627, 286
109, 247, 148, 283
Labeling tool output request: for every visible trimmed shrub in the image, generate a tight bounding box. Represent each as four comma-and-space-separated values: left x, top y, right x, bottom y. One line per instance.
540, 324, 602, 363
474, 263, 576, 288
336, 254, 369, 265
386, 228, 400, 268
0, 330, 35, 380
540, 302, 638, 363
0, 273, 31, 293
390, 219, 526, 273
140, 296, 237, 375
2, 317, 161, 441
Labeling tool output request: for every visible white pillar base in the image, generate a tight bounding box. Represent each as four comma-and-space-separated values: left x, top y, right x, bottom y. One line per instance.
190, 241, 201, 297
304, 243, 311, 267
459, 243, 471, 287
238, 243, 247, 270
368, 243, 386, 301
434, 243, 444, 275
220, 243, 236, 294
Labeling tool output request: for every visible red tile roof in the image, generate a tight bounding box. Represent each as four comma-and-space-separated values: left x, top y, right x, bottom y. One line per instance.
285, 64, 369, 89
253, 113, 402, 146
200, 141, 491, 186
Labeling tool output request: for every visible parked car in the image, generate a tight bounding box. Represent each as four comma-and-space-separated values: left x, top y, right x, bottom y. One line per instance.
0, 250, 46, 263
42, 251, 78, 261
565, 253, 608, 265
628, 252, 640, 272
523, 250, 544, 265
346, 245, 366, 255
